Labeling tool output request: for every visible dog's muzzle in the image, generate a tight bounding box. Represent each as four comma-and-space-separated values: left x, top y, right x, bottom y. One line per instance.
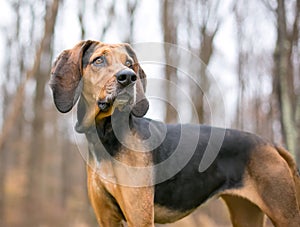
97, 69, 137, 112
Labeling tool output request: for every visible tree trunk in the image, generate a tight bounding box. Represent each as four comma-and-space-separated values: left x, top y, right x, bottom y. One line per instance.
162, 0, 178, 123
126, 0, 138, 43
274, 0, 297, 158
26, 0, 60, 224
187, 0, 219, 124
197, 29, 217, 123
293, 0, 300, 164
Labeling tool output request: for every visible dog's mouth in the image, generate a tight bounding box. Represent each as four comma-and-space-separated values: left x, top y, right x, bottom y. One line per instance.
96, 92, 134, 120
98, 94, 132, 110
97, 101, 111, 112
114, 93, 134, 110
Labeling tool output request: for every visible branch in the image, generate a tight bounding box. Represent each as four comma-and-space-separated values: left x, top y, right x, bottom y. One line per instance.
261, 0, 277, 13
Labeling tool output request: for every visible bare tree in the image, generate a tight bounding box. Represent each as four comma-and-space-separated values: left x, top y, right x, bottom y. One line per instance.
25, 0, 60, 224
195, 0, 221, 123
126, 0, 139, 43
162, 0, 179, 123
273, 0, 300, 159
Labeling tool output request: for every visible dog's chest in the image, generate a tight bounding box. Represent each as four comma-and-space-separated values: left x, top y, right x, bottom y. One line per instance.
154, 204, 194, 223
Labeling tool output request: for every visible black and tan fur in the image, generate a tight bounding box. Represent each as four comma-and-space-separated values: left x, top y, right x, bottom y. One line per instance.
50, 40, 300, 227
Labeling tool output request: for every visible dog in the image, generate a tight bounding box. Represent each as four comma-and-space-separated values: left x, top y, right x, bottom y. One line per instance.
50, 40, 300, 227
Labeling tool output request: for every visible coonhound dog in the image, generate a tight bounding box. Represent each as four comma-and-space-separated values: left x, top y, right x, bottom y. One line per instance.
50, 40, 300, 227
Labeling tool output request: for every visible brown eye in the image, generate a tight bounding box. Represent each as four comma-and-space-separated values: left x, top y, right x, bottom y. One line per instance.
93, 56, 105, 66
125, 60, 133, 68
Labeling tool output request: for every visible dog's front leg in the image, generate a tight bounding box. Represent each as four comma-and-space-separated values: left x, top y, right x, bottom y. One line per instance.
87, 165, 125, 227
112, 151, 155, 227
115, 185, 154, 227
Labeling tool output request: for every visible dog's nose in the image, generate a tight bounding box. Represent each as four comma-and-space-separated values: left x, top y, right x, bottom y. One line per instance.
116, 69, 137, 87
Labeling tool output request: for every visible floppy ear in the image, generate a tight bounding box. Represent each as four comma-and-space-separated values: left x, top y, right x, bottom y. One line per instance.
131, 56, 149, 117
124, 44, 149, 117
137, 63, 147, 92
50, 40, 94, 113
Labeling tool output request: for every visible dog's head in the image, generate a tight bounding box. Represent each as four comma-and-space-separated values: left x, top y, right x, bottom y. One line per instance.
50, 40, 149, 132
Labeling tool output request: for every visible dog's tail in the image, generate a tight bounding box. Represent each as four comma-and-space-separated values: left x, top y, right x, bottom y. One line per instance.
276, 146, 300, 208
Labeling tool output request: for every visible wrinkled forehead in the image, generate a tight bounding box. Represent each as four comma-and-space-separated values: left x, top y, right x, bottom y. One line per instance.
82, 42, 132, 67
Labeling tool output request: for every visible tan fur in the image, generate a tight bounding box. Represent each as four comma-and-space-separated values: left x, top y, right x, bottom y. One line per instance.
87, 154, 155, 227
222, 145, 300, 227
87, 130, 155, 226
276, 145, 300, 206
154, 205, 194, 224
221, 195, 265, 227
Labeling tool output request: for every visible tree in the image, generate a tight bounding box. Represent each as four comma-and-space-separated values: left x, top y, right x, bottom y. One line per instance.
192, 0, 221, 123
25, 0, 60, 225
273, 0, 300, 160
162, 0, 179, 123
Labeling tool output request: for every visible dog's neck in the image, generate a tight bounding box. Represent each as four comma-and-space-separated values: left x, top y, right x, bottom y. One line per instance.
84, 110, 136, 163
97, 110, 135, 138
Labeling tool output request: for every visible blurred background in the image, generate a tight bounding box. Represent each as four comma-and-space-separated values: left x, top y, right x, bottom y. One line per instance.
0, 0, 299, 226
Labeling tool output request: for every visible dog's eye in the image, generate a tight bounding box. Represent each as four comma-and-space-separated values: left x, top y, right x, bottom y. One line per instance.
125, 60, 133, 68
93, 56, 105, 66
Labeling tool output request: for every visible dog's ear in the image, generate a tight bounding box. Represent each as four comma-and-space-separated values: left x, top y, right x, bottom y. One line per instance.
132, 65, 149, 117
137, 63, 147, 92
50, 40, 95, 113
124, 44, 149, 117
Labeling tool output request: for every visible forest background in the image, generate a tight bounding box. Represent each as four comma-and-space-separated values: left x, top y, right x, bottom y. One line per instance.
0, 0, 299, 226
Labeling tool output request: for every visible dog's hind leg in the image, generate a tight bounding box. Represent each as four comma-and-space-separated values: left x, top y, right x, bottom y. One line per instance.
276, 146, 300, 209
221, 194, 265, 227
246, 145, 300, 227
